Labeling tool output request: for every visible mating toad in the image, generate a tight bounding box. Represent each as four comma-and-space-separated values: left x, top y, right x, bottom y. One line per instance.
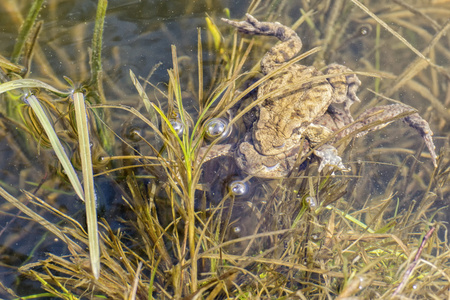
201, 14, 437, 177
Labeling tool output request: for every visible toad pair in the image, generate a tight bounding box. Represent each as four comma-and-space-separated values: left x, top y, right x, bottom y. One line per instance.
200, 14, 437, 177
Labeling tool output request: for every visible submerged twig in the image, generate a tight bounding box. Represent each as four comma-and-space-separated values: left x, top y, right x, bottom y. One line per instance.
393, 226, 436, 296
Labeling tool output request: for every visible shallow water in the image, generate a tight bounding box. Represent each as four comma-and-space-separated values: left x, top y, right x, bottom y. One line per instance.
0, 0, 255, 296
0, 0, 448, 298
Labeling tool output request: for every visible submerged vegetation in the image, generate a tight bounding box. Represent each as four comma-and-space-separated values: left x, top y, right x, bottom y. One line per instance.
0, 0, 449, 299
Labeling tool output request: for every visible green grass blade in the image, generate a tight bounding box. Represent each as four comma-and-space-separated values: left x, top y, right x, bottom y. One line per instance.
90, 0, 108, 88
25, 94, 85, 201
0, 187, 83, 253
10, 0, 45, 64
149, 101, 186, 154
129, 69, 159, 127
72, 91, 101, 279
0, 56, 25, 74
326, 205, 375, 233
88, 0, 115, 156
0, 79, 70, 97
170, 46, 186, 126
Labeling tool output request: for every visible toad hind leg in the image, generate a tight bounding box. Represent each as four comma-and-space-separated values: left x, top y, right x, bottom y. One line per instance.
347, 104, 437, 167
222, 14, 302, 73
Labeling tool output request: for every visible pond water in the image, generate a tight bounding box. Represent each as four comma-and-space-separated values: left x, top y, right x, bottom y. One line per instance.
0, 0, 249, 295
0, 0, 448, 298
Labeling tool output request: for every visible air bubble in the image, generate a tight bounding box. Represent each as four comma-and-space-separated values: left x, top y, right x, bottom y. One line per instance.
358, 24, 372, 36
228, 180, 249, 196
170, 119, 185, 135
305, 196, 317, 208
205, 118, 230, 141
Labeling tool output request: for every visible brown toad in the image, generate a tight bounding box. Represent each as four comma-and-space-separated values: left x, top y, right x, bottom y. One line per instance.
200, 14, 437, 177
